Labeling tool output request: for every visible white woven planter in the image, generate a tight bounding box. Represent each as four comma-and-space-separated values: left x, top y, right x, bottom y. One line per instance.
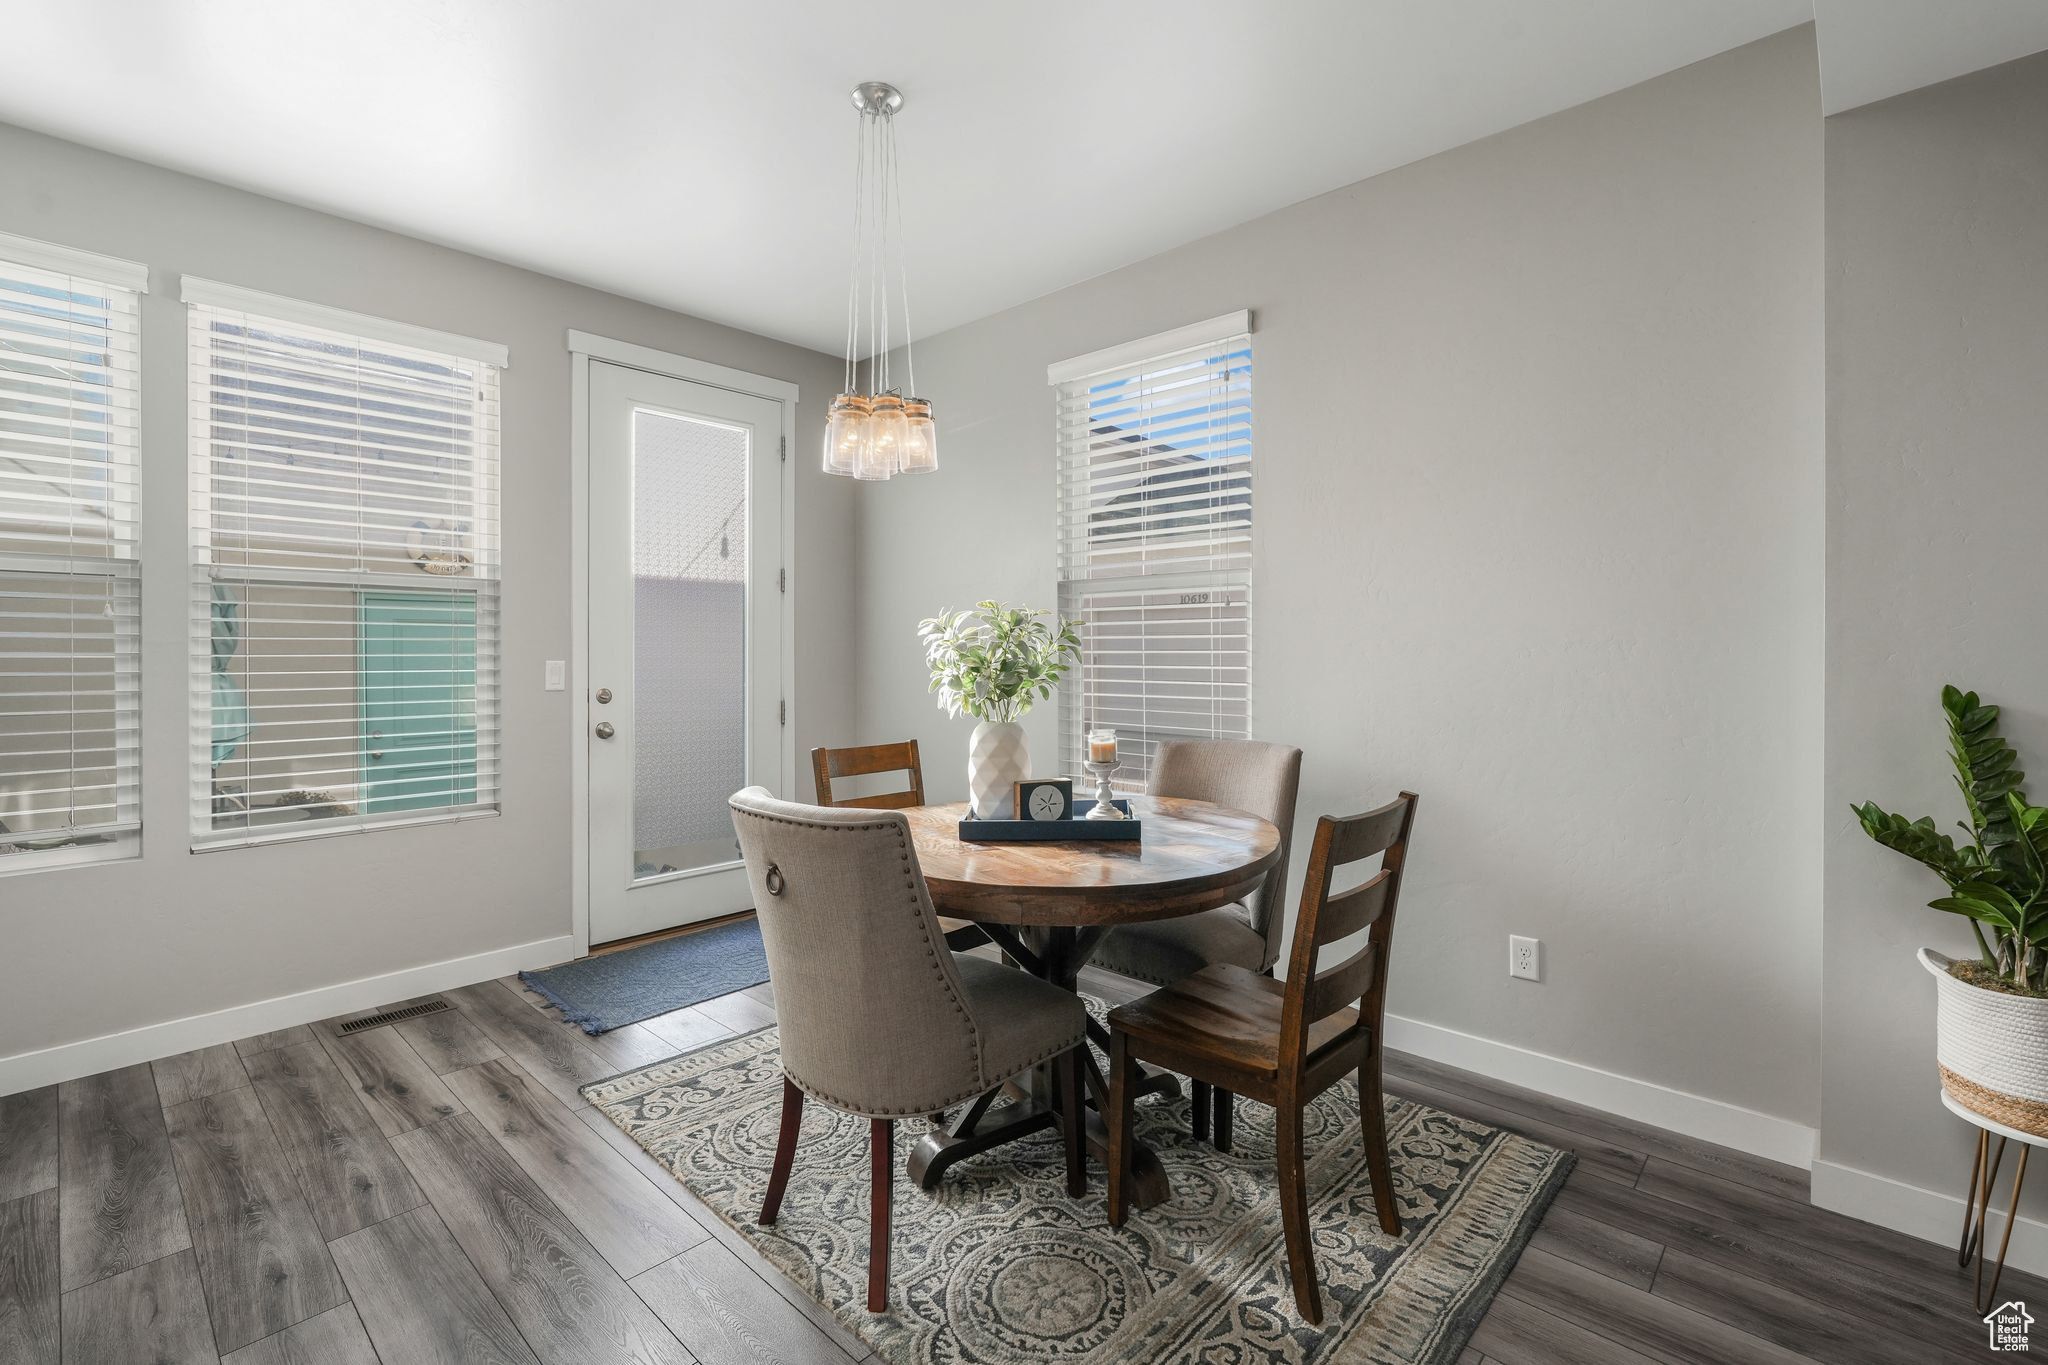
967, 720, 1028, 820
1923, 947, 2048, 1137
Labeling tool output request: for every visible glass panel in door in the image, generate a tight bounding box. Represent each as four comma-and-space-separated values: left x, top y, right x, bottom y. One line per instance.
630, 409, 747, 879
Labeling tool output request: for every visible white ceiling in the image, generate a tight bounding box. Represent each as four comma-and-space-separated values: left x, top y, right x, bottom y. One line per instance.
3, 2, 2040, 356
1814, 0, 2048, 114
0, 0, 1817, 354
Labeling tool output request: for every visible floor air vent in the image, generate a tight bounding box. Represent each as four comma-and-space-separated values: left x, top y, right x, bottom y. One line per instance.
337, 998, 454, 1034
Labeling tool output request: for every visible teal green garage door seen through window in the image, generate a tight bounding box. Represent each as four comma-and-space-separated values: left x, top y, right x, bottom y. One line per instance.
359, 591, 478, 813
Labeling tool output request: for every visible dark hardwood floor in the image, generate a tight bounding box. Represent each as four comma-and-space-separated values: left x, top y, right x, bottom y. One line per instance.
0, 951, 2029, 1364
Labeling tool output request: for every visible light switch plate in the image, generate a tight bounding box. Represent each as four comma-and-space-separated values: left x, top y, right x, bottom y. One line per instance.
544, 659, 566, 691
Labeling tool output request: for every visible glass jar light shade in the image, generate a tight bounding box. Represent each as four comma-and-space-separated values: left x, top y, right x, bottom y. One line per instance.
900, 397, 937, 473
822, 394, 870, 475
861, 394, 909, 480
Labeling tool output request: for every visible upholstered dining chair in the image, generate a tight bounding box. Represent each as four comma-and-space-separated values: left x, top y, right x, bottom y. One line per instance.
729, 786, 1089, 1312
1104, 792, 1419, 1325
1091, 738, 1302, 1147
811, 740, 985, 952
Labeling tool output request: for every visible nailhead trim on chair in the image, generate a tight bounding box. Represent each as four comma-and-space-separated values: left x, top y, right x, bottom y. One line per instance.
744, 800, 1077, 1109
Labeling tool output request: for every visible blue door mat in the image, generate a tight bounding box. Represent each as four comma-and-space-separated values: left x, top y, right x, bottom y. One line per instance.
520, 917, 769, 1034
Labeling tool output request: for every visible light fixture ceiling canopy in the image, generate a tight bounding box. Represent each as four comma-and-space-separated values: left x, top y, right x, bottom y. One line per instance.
850, 82, 904, 117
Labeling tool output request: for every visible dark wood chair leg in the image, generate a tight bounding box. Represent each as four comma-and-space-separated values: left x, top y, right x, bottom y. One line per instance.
868, 1117, 893, 1312
1107, 1031, 1135, 1227
1191, 1080, 1212, 1143
760, 1077, 803, 1225
1276, 1103, 1322, 1325
1059, 1048, 1087, 1197
1213, 1087, 1234, 1153
1358, 1053, 1400, 1236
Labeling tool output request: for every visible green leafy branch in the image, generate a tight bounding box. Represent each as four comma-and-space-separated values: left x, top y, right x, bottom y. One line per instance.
1855, 686, 2048, 988
917, 601, 1081, 724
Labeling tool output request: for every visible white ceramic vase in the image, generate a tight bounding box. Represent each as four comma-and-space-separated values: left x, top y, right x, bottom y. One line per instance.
1923, 948, 2048, 1137
968, 720, 1029, 819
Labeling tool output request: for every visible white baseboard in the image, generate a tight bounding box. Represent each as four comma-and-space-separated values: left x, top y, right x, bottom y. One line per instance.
1382, 1012, 1820, 1170
1813, 1158, 2048, 1278
0, 934, 579, 1095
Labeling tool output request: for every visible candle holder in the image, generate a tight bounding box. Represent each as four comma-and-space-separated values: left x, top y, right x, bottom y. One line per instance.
1083, 760, 1127, 819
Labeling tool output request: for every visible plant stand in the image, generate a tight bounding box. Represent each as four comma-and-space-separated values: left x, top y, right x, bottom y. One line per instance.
1946, 1089, 2043, 1313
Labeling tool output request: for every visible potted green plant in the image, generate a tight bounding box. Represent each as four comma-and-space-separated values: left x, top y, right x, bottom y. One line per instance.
918, 601, 1080, 819
1855, 686, 2048, 1136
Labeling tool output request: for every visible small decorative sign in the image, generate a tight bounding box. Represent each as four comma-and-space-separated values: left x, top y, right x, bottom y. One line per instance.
1015, 778, 1074, 822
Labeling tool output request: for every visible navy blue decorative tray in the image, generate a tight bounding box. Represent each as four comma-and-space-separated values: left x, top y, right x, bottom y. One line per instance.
958, 800, 1141, 842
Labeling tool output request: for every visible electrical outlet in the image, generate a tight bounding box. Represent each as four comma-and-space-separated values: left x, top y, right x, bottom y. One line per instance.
1509, 935, 1542, 982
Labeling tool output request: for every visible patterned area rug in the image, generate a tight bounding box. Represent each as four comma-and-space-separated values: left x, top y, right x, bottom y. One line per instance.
583, 1022, 1571, 1364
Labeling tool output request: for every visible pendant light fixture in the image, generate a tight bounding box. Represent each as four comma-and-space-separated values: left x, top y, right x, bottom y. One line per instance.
824, 81, 936, 480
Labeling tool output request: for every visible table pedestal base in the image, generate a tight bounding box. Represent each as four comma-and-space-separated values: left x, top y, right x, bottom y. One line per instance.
906, 1061, 1179, 1207
907, 1096, 1056, 1190
907, 923, 1193, 1208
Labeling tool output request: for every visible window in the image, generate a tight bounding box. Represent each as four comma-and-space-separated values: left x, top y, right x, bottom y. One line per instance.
0, 233, 146, 871
186, 280, 505, 847
1052, 312, 1253, 792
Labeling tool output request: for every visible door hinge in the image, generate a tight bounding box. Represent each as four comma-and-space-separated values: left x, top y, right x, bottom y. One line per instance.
779, 700, 787, 727
779, 435, 787, 462
778, 567, 786, 593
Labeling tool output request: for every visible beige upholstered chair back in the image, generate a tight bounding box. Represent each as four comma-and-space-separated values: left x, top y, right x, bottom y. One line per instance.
1147, 739, 1303, 970
729, 787, 985, 1116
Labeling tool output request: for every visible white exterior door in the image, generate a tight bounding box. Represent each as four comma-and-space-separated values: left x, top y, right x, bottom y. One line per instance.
587, 359, 786, 944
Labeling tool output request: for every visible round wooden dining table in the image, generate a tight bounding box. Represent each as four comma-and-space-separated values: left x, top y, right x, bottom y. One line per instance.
901, 795, 1281, 1208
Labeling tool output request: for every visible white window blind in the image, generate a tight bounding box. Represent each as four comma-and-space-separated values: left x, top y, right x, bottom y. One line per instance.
186, 281, 504, 848
0, 234, 145, 869
1053, 313, 1252, 792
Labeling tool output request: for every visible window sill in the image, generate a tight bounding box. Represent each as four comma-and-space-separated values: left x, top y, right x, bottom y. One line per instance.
0, 832, 141, 878
192, 804, 500, 853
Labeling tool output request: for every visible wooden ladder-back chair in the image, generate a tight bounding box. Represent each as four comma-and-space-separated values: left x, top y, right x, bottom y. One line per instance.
811, 741, 985, 951
810, 741, 925, 811
1104, 792, 1419, 1324
1089, 738, 1302, 1150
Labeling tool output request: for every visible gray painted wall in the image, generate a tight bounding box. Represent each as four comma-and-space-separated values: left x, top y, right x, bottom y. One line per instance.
851, 30, 1826, 1125
1822, 49, 2048, 1214
0, 119, 849, 1060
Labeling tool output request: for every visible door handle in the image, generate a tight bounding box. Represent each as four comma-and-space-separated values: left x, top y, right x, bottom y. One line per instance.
595, 687, 613, 705
594, 721, 616, 740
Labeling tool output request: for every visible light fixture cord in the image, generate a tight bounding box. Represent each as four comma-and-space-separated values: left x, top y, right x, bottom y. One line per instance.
888, 108, 916, 400
840, 91, 918, 408
862, 111, 873, 396
843, 105, 864, 394
878, 110, 891, 394
869, 110, 884, 396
